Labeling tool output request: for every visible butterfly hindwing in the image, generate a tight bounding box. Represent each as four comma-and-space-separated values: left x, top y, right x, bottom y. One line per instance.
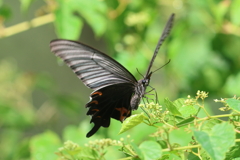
85, 83, 134, 137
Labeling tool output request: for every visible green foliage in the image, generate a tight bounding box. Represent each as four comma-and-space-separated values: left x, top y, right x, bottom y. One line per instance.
54, 0, 84, 39
194, 123, 235, 160
1, 59, 239, 159
0, 60, 34, 159
0, 62, 239, 159
119, 113, 146, 135
20, 0, 34, 12
1, 0, 240, 160
53, 91, 240, 159
30, 131, 61, 160
0, 4, 11, 20
139, 141, 162, 160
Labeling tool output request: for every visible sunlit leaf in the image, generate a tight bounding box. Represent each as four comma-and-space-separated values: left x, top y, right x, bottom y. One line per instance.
30, 131, 61, 160
164, 98, 181, 116
226, 98, 240, 113
131, 142, 144, 159
54, 0, 83, 39
20, 0, 33, 12
211, 1, 229, 26
224, 72, 240, 96
176, 117, 195, 127
119, 113, 145, 134
200, 119, 221, 132
139, 141, 162, 160
230, 0, 240, 25
79, 147, 98, 160
71, 0, 107, 37
194, 122, 235, 160
63, 125, 88, 145
174, 98, 197, 118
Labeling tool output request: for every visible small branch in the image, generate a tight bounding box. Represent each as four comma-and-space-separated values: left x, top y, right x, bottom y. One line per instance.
0, 13, 54, 38
196, 113, 240, 122
162, 139, 240, 152
200, 99, 212, 118
162, 144, 201, 152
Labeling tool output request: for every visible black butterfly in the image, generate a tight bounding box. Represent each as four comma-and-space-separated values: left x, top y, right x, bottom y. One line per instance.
50, 14, 174, 137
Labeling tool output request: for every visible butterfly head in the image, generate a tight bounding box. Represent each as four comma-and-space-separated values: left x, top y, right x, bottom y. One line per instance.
142, 72, 153, 87
141, 79, 149, 87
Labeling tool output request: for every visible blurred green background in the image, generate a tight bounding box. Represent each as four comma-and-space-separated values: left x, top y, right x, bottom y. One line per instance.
0, 0, 240, 159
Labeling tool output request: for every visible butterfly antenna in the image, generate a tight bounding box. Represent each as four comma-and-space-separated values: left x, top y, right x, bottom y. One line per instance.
145, 14, 174, 76
136, 68, 144, 78
152, 59, 171, 74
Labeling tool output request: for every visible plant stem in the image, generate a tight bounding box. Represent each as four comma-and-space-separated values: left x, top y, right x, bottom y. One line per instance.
200, 104, 211, 117
162, 139, 240, 152
196, 113, 240, 122
0, 13, 54, 38
162, 144, 201, 152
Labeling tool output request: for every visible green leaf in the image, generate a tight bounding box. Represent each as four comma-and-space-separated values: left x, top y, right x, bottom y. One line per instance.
173, 98, 185, 108
0, 5, 11, 20
20, 0, 33, 12
188, 148, 201, 160
72, 0, 107, 37
131, 142, 144, 159
176, 117, 195, 127
224, 72, 240, 96
168, 153, 182, 160
178, 105, 197, 118
30, 131, 61, 160
139, 141, 162, 160
54, 0, 83, 39
79, 147, 98, 160
194, 122, 235, 160
230, 0, 240, 25
61, 140, 81, 156
164, 98, 182, 116
200, 119, 221, 132
226, 98, 240, 112
211, 1, 229, 26
169, 127, 193, 147
63, 125, 88, 145
119, 113, 145, 134
226, 133, 240, 159
226, 144, 240, 160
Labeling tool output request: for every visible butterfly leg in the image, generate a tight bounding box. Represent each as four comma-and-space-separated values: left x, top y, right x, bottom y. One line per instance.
147, 85, 159, 105
143, 96, 155, 103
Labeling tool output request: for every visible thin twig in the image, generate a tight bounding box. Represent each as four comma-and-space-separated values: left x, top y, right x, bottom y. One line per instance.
0, 13, 54, 38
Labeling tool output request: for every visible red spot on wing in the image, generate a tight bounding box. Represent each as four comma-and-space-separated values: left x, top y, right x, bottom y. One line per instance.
91, 109, 100, 112
89, 100, 98, 104
91, 91, 102, 96
115, 107, 131, 122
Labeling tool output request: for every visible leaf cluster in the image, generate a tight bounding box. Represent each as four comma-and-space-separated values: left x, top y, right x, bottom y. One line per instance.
55, 91, 240, 160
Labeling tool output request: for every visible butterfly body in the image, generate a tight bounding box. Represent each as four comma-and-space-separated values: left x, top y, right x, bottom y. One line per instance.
50, 14, 174, 137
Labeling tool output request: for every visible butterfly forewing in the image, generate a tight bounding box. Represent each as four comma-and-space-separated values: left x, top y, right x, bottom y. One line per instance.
50, 40, 137, 90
